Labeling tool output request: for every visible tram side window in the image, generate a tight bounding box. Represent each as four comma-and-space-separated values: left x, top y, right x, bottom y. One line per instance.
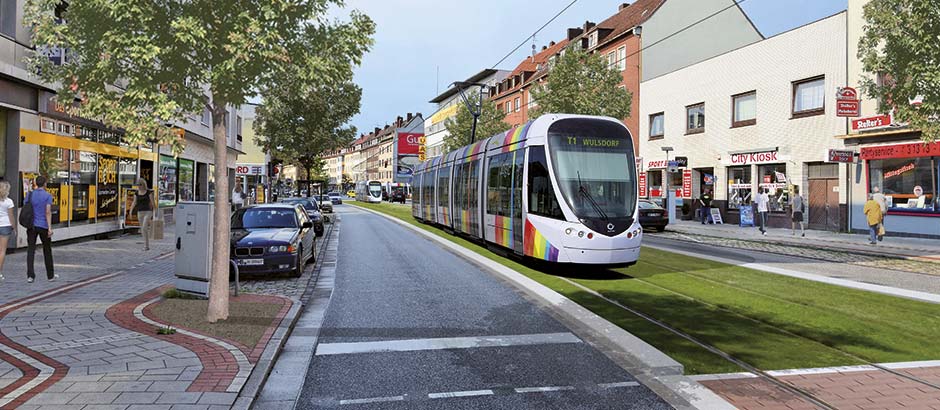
498, 154, 514, 217
438, 166, 450, 207
528, 147, 564, 219
426, 170, 435, 209
468, 160, 480, 228
512, 152, 524, 219
487, 155, 502, 215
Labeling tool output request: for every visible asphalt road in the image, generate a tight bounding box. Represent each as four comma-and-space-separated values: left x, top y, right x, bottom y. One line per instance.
296, 207, 672, 410
643, 234, 940, 295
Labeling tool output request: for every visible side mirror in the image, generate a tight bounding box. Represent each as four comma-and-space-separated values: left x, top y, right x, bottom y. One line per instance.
302, 221, 313, 229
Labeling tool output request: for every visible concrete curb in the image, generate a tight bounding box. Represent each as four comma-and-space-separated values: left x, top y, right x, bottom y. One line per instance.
353, 205, 734, 410
235, 296, 303, 410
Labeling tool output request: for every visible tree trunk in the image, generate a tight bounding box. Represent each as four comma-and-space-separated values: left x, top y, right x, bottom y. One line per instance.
207, 100, 230, 323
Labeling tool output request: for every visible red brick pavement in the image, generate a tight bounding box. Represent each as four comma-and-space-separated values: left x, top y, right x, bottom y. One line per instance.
701, 366, 940, 410
106, 286, 291, 393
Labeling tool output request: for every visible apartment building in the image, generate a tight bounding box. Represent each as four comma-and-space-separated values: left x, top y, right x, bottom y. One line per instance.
425, 69, 509, 160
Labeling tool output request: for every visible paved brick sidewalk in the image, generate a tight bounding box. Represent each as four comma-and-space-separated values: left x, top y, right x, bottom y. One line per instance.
696, 362, 940, 410
0, 229, 302, 409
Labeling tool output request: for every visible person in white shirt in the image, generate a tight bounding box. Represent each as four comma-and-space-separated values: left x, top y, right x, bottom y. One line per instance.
0, 181, 15, 281
232, 184, 245, 211
756, 188, 770, 235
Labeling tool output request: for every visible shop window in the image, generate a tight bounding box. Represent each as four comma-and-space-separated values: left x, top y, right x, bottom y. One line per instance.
792, 76, 825, 118
178, 158, 195, 202
158, 154, 178, 207
69, 151, 96, 223
35, 147, 69, 227
686, 103, 705, 134
649, 112, 664, 140
119, 157, 137, 187
869, 157, 938, 214
727, 165, 752, 209
732, 91, 757, 127
758, 164, 788, 212
647, 170, 664, 200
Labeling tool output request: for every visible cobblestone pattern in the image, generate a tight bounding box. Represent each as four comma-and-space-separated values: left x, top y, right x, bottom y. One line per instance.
702, 367, 940, 410
654, 231, 940, 276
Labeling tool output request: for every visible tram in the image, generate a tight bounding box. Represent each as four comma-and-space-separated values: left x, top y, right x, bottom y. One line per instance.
412, 114, 641, 266
355, 180, 383, 203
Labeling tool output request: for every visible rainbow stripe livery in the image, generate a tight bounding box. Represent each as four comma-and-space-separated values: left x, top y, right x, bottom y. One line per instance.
523, 219, 560, 262
493, 216, 512, 249
487, 121, 533, 153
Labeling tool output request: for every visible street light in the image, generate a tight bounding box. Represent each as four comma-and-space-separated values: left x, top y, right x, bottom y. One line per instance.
661, 146, 675, 221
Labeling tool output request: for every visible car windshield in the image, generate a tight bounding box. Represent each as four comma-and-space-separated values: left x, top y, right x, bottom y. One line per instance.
639, 201, 662, 210
232, 208, 298, 229
283, 199, 317, 211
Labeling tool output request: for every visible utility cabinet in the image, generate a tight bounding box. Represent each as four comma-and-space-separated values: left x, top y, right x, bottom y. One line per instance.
174, 202, 214, 296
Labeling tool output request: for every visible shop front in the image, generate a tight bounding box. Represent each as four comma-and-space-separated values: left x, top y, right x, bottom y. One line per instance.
235, 163, 267, 205
722, 148, 794, 228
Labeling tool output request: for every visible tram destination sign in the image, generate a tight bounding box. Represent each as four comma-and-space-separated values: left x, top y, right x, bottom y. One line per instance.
562, 136, 625, 149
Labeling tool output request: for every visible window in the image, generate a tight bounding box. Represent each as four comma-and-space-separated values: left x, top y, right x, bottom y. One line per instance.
647, 170, 663, 200
758, 164, 788, 212
607, 51, 616, 68
869, 157, 939, 214
732, 91, 757, 127
792, 76, 825, 117
201, 108, 210, 125
514, 97, 520, 112
528, 147, 563, 219
649, 112, 664, 139
617, 46, 626, 71
1, 0, 16, 37
497, 103, 503, 112
41, 118, 57, 133
158, 154, 177, 207
505, 102, 511, 114
727, 165, 752, 209
588, 32, 598, 48
178, 158, 195, 201
686, 103, 705, 134
37, 147, 68, 227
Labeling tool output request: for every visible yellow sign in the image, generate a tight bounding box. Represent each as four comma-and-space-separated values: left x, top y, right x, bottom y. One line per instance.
20, 129, 157, 161
429, 104, 459, 125
418, 136, 427, 162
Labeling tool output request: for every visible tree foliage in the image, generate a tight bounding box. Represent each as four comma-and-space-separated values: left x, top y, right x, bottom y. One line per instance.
25, 0, 374, 322
529, 47, 632, 120
859, 0, 940, 142
443, 91, 508, 153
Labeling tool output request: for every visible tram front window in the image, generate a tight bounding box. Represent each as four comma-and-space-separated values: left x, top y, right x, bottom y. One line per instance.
368, 183, 382, 198
548, 119, 636, 235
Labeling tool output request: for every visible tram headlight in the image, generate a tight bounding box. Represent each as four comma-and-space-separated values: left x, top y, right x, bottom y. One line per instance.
578, 231, 585, 238
565, 228, 573, 235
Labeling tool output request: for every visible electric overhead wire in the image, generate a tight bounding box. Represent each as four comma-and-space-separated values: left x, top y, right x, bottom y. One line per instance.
490, 0, 582, 69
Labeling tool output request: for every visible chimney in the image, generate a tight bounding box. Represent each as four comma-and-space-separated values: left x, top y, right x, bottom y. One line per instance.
619, 2, 630, 10
541, 45, 547, 51
396, 116, 403, 126
550, 41, 556, 46
566, 28, 583, 40
584, 21, 595, 31
374, 127, 380, 135
407, 112, 413, 121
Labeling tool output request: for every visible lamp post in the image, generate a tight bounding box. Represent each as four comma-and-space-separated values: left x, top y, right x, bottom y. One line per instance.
661, 146, 674, 223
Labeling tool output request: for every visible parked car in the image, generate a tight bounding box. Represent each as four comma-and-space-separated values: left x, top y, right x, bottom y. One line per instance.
638, 199, 668, 232
280, 198, 324, 237
230, 204, 316, 277
390, 190, 406, 204
315, 195, 334, 213
327, 192, 342, 205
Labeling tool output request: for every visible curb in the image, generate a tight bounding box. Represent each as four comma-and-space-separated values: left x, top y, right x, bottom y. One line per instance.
352, 205, 733, 410
234, 296, 303, 410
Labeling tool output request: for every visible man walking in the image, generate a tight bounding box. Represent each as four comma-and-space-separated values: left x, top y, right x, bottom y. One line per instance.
872, 186, 887, 241
699, 189, 713, 224
791, 186, 805, 237
27, 176, 57, 283
756, 188, 770, 235
863, 193, 883, 245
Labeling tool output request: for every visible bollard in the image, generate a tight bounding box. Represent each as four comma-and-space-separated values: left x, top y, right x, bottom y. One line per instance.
230, 259, 240, 297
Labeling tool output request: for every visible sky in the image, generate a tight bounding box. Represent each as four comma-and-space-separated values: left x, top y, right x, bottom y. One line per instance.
333, 0, 848, 135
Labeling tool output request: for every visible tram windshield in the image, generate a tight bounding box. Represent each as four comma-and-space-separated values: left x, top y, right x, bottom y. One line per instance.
548, 119, 636, 221
368, 182, 382, 197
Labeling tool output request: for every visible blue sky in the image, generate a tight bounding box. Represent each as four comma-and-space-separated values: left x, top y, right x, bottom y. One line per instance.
336, 0, 847, 134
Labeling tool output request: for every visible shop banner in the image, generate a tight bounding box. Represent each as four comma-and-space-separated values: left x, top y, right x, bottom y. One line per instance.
728, 150, 781, 165
860, 141, 940, 160
123, 187, 140, 227
397, 132, 424, 180
96, 155, 119, 218
682, 170, 692, 199
638, 172, 647, 197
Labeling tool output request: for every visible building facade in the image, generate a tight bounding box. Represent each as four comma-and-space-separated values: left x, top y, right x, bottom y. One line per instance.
425, 69, 508, 160
639, 12, 849, 229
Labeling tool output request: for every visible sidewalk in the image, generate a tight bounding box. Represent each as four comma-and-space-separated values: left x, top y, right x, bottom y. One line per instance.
665, 220, 940, 262
0, 229, 304, 409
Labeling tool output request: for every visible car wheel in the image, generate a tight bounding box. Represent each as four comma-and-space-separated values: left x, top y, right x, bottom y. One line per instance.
294, 246, 304, 277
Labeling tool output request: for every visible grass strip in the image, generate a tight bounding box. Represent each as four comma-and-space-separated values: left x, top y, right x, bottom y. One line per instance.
351, 202, 940, 374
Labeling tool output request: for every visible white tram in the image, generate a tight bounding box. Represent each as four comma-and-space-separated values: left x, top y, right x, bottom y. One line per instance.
412, 114, 642, 266
356, 180, 383, 203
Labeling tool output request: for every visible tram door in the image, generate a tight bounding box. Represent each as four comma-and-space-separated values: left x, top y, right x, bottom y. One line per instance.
510, 151, 524, 253
485, 151, 525, 252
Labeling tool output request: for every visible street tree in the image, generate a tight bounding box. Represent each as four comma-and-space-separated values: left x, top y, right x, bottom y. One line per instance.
255, 79, 362, 196
859, 0, 940, 142
26, 0, 374, 322
529, 47, 632, 120
443, 91, 508, 153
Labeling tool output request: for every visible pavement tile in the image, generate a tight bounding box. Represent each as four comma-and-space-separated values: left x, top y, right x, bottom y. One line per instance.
127, 405, 172, 410
196, 392, 237, 406
65, 381, 114, 392
107, 381, 155, 392
168, 406, 210, 410
23, 392, 80, 405
113, 392, 163, 404
156, 392, 203, 404
83, 405, 132, 410
147, 381, 191, 392
68, 391, 121, 405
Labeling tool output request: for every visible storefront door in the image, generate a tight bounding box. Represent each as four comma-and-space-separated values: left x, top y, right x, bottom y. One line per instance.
809, 178, 839, 231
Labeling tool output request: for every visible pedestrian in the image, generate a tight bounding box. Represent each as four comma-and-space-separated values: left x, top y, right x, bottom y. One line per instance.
130, 178, 156, 251
863, 193, 883, 245
0, 181, 15, 281
791, 186, 805, 237
26, 176, 57, 283
871, 186, 887, 241
232, 184, 245, 211
756, 188, 770, 235
699, 189, 713, 224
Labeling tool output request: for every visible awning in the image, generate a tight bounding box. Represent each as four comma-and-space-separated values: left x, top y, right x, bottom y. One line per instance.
835, 128, 921, 140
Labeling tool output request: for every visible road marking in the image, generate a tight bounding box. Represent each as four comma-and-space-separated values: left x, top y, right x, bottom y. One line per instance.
598, 381, 641, 389
428, 389, 494, 399
339, 395, 405, 405
514, 386, 575, 393
315, 332, 581, 356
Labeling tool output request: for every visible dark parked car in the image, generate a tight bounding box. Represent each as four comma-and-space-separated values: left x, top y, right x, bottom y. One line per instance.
638, 199, 668, 232
390, 190, 406, 204
281, 198, 324, 237
230, 204, 316, 277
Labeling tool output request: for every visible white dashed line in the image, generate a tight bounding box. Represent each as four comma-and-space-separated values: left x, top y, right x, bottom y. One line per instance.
339, 395, 405, 405
514, 386, 576, 393
428, 390, 494, 399
598, 381, 641, 389
316, 332, 581, 356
